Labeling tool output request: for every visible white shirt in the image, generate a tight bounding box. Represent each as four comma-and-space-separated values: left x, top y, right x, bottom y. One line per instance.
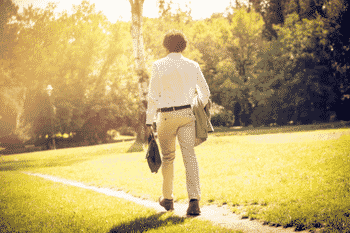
146, 53, 210, 125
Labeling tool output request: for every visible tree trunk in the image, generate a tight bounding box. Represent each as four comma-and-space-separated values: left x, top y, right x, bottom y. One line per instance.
233, 102, 242, 126
128, 0, 148, 152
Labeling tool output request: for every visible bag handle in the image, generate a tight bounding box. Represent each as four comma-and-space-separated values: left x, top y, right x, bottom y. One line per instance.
147, 131, 156, 144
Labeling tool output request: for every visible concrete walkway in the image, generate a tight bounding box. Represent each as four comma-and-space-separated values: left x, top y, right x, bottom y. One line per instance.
23, 172, 311, 233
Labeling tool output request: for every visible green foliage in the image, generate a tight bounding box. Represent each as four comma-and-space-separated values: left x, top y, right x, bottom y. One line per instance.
143, 2, 200, 65
0, 89, 18, 136
118, 126, 136, 136
211, 110, 235, 127
0, 0, 18, 63
201, 8, 266, 126
274, 13, 329, 61
1, 0, 349, 142
249, 0, 350, 98
3, 1, 139, 142
0, 0, 20, 137
252, 13, 338, 126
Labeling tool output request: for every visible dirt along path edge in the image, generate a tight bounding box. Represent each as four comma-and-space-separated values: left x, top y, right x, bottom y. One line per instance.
23, 172, 310, 233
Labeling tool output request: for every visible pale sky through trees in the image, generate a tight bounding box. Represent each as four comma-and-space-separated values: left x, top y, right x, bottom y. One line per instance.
13, 0, 235, 23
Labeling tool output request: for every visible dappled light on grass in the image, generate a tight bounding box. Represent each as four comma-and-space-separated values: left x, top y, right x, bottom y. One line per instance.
197, 130, 350, 231
244, 130, 344, 143
0, 141, 134, 172
127, 140, 145, 153
1, 129, 349, 232
0, 172, 239, 232
0, 172, 156, 232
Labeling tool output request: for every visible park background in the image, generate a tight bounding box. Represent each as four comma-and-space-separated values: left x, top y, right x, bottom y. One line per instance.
1, 1, 350, 232
1, 0, 350, 151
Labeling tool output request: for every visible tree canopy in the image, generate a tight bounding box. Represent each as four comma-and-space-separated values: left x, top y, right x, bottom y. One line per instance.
1, 0, 349, 144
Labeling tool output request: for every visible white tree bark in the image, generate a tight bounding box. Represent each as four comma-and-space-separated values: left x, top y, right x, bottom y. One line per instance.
129, 0, 145, 72
128, 0, 148, 147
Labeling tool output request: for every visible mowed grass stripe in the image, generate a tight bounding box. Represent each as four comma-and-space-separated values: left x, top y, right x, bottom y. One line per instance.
0, 172, 239, 233
1, 128, 349, 232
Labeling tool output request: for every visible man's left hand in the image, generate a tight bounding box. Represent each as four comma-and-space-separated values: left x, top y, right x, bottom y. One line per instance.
146, 125, 153, 137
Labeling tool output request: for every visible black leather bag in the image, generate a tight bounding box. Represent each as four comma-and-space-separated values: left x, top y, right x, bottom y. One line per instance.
146, 132, 161, 173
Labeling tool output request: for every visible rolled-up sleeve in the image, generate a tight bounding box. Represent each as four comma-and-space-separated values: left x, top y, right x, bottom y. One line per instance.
195, 63, 210, 106
146, 63, 160, 125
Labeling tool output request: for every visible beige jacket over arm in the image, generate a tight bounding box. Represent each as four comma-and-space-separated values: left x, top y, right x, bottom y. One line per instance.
193, 96, 214, 146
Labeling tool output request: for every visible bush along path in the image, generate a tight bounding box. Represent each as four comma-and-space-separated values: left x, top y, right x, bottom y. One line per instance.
23, 172, 310, 233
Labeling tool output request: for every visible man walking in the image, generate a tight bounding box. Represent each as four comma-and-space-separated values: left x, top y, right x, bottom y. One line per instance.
146, 30, 210, 215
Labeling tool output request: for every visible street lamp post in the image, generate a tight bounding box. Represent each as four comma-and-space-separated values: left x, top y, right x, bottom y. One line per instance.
46, 85, 56, 150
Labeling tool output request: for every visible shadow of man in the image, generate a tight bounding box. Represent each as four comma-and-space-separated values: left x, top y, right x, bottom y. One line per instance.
108, 213, 185, 233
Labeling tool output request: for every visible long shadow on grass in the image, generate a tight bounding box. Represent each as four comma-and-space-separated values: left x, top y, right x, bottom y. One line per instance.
109, 213, 185, 233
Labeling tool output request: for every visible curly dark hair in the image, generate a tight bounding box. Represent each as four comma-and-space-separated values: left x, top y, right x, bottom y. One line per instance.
163, 30, 187, 53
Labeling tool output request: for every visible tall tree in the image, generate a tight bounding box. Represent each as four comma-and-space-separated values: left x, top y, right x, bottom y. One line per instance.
216, 7, 265, 126
0, 0, 21, 139
252, 13, 337, 126
48, 2, 129, 145
247, 0, 350, 124
14, 1, 131, 144
127, 0, 148, 152
0, 0, 18, 64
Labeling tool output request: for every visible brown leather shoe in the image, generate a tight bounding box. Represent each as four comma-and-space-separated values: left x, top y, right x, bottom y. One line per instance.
187, 199, 201, 216
159, 197, 174, 211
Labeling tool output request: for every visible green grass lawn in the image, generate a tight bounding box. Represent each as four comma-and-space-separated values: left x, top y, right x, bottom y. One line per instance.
212, 120, 350, 136
1, 127, 350, 232
0, 172, 239, 233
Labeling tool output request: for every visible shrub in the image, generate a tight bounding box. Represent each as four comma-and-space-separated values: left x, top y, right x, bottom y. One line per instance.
118, 126, 136, 136
211, 110, 234, 127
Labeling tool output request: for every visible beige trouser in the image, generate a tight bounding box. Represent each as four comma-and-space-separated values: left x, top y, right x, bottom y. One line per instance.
156, 107, 201, 200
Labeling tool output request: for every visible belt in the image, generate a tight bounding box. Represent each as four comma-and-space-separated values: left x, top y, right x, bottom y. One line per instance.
158, 104, 191, 112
